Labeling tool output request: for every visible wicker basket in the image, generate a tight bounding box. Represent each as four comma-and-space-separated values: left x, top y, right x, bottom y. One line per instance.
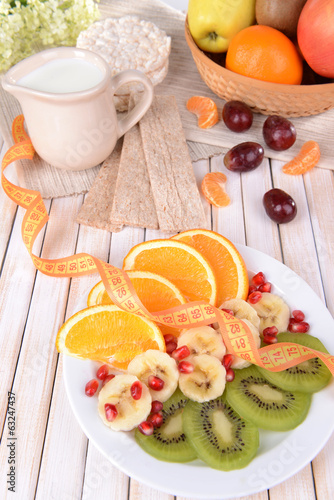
185, 19, 334, 117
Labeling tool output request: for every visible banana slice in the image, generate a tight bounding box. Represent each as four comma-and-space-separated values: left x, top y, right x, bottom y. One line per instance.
98, 374, 151, 431
127, 350, 179, 402
177, 326, 226, 361
248, 292, 290, 334
227, 319, 261, 370
178, 354, 226, 403
220, 298, 260, 330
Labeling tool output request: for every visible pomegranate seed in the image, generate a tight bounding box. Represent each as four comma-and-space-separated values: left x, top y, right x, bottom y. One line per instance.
172, 345, 190, 361
288, 321, 310, 333
263, 333, 278, 344
222, 354, 234, 371
138, 421, 154, 436
248, 291, 262, 304
85, 379, 99, 397
263, 326, 278, 336
148, 375, 165, 391
258, 282, 272, 293
163, 334, 176, 344
292, 310, 305, 322
251, 272, 266, 287
151, 400, 163, 413
166, 340, 177, 355
148, 411, 164, 428
102, 374, 115, 386
178, 361, 194, 374
248, 285, 258, 295
130, 381, 142, 400
226, 368, 235, 382
220, 308, 234, 316
96, 364, 109, 381
105, 403, 118, 422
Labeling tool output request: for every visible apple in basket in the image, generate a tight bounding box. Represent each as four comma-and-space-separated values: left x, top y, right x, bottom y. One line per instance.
187, 0, 256, 53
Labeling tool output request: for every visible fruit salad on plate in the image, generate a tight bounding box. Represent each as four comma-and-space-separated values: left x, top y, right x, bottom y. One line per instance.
57, 229, 333, 472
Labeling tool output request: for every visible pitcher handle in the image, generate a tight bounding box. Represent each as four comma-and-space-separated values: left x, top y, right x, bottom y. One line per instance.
110, 70, 154, 137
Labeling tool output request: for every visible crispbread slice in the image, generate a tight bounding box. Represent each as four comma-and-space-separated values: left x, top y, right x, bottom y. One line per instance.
76, 140, 123, 232
110, 120, 159, 229
137, 95, 208, 232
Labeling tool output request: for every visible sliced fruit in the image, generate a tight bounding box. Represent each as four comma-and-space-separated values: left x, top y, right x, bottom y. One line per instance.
258, 332, 332, 393
220, 298, 260, 330
98, 374, 152, 431
248, 292, 290, 335
56, 304, 165, 370
134, 388, 197, 462
183, 395, 259, 471
226, 319, 261, 370
186, 96, 219, 129
225, 365, 312, 431
177, 326, 226, 361
123, 239, 217, 305
127, 350, 179, 402
171, 229, 249, 306
178, 354, 226, 403
282, 140, 320, 175
87, 271, 187, 337
201, 172, 231, 208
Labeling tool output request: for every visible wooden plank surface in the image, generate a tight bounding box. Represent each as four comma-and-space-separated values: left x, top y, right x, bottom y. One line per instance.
1, 141, 334, 500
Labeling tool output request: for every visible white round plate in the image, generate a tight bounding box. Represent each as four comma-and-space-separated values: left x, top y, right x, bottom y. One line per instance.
63, 244, 334, 499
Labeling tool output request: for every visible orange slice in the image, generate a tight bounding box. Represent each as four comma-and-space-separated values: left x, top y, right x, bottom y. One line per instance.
123, 239, 217, 305
186, 96, 219, 129
201, 172, 231, 207
56, 304, 165, 370
87, 271, 187, 337
171, 229, 249, 307
282, 141, 320, 175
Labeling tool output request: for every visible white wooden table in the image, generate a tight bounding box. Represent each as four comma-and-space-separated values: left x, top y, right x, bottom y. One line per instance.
1, 127, 334, 500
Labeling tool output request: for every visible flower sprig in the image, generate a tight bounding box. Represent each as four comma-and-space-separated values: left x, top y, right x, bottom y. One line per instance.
0, 0, 100, 72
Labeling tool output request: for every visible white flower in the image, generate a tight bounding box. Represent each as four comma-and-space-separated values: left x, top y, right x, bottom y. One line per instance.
0, 0, 100, 72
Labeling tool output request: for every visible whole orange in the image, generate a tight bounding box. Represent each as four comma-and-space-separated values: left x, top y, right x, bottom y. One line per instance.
226, 25, 303, 85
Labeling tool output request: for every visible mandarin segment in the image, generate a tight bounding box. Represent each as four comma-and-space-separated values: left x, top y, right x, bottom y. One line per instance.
122, 239, 217, 305
201, 172, 231, 207
56, 304, 165, 370
87, 270, 187, 337
171, 229, 249, 306
186, 96, 219, 129
282, 140, 321, 175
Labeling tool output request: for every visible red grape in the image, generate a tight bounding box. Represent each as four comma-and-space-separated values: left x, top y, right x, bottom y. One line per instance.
222, 100, 253, 132
263, 188, 297, 223
224, 142, 264, 172
263, 115, 296, 151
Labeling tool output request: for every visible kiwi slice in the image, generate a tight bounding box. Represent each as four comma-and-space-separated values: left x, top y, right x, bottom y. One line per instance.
225, 365, 311, 431
134, 388, 197, 462
182, 395, 259, 471
258, 332, 332, 393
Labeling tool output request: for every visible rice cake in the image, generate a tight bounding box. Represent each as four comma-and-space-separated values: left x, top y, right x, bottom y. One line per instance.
77, 16, 171, 111
110, 122, 159, 229
76, 140, 123, 232
136, 95, 208, 232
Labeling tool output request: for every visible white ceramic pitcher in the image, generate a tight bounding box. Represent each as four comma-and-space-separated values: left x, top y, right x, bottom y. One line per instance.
2, 47, 154, 171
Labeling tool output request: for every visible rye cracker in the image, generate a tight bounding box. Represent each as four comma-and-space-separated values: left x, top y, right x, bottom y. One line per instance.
136, 95, 208, 232
110, 103, 159, 229
76, 140, 123, 232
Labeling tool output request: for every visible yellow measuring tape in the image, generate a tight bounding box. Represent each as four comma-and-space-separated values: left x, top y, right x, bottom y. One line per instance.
2, 115, 334, 375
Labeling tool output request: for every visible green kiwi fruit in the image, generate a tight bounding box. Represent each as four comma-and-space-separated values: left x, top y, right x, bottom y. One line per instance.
255, 0, 307, 38
225, 365, 311, 431
134, 388, 197, 462
258, 332, 332, 393
182, 395, 259, 471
